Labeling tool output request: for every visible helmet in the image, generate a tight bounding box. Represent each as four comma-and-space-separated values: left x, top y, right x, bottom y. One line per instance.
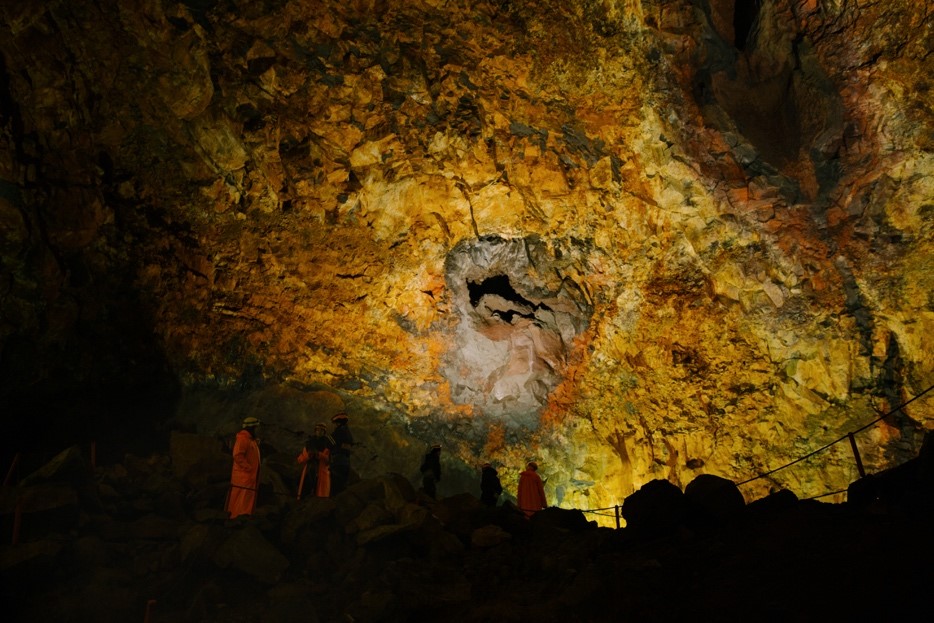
527, 461, 538, 471
242, 417, 261, 428
331, 412, 349, 422
314, 422, 327, 431
431, 444, 441, 450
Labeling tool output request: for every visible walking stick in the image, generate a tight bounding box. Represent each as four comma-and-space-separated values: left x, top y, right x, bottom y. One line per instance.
297, 463, 308, 500
143, 599, 156, 623
4, 453, 21, 487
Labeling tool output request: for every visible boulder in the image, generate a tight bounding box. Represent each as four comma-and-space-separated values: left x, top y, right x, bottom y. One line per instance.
265, 580, 322, 623
346, 501, 394, 535
180, 523, 228, 567
381, 472, 417, 514
847, 457, 922, 510
531, 506, 595, 532
621, 479, 688, 535
212, 525, 290, 584
471, 523, 512, 548
0, 537, 63, 579
281, 496, 338, 545
356, 521, 415, 546
744, 488, 798, 520
1, 483, 80, 539
20, 446, 89, 486
382, 559, 471, 609
684, 474, 746, 519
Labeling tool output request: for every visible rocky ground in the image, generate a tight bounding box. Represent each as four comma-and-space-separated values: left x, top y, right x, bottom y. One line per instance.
2, 431, 932, 622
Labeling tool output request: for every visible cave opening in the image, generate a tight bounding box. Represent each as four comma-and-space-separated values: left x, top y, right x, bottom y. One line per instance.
733, 0, 761, 51
443, 236, 592, 427
467, 274, 553, 323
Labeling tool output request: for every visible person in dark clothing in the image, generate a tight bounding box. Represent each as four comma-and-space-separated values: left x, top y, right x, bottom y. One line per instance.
297, 423, 335, 497
329, 412, 354, 495
480, 462, 503, 507
420, 444, 442, 499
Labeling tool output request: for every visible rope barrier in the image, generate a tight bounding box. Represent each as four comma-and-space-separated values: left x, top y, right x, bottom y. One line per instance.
577, 505, 620, 512
581, 510, 620, 518
736, 382, 934, 487
802, 488, 849, 501
5, 383, 928, 532
211, 381, 930, 523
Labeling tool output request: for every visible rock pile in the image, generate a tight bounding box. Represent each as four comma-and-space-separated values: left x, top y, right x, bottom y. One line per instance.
3, 432, 932, 622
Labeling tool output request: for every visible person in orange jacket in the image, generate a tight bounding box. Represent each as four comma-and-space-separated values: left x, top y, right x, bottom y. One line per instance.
225, 416, 261, 518
297, 423, 334, 498
517, 461, 547, 518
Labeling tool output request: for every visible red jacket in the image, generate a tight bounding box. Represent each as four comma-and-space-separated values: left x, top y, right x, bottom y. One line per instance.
518, 468, 547, 517
297, 446, 331, 497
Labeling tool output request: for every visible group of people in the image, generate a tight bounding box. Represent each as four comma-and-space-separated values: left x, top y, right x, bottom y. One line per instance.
224, 412, 354, 519
225, 414, 549, 519
416, 446, 548, 517
295, 412, 355, 501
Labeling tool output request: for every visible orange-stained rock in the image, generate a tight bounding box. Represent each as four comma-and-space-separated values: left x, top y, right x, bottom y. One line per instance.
0, 0, 931, 522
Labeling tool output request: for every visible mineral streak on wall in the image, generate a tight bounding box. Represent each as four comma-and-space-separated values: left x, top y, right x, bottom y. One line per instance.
0, 0, 931, 514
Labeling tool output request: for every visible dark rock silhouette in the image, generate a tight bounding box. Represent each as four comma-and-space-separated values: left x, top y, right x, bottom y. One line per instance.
621, 478, 689, 537
684, 474, 746, 520
2, 434, 933, 621
848, 431, 934, 512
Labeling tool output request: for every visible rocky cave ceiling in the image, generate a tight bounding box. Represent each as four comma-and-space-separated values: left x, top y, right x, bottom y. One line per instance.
0, 0, 932, 512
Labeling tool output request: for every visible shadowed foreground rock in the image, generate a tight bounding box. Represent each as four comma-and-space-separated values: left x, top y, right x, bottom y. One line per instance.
2, 434, 933, 622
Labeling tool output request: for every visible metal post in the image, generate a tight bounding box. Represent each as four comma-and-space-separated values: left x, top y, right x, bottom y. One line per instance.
615, 504, 621, 529
848, 432, 866, 478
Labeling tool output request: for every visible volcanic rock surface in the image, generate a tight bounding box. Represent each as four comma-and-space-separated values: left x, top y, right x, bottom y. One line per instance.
1, 0, 933, 514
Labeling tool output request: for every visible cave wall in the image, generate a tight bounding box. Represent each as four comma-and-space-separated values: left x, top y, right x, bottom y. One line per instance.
1, 0, 931, 509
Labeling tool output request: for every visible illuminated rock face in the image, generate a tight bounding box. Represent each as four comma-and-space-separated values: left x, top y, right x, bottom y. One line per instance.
444, 235, 591, 429
1, 0, 932, 515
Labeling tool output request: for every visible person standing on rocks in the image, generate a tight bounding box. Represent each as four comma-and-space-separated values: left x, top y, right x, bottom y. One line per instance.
297, 423, 334, 498
329, 412, 354, 495
420, 444, 442, 499
226, 416, 261, 518
517, 461, 547, 518
480, 462, 503, 507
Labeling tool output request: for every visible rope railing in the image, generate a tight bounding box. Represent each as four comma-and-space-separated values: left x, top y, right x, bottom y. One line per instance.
734, 382, 934, 493
802, 488, 849, 501
4, 383, 929, 537
578, 505, 620, 512
526, 382, 933, 523
582, 510, 620, 518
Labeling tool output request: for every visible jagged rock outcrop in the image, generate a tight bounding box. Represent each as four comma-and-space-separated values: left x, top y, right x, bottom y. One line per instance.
0, 0, 931, 516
